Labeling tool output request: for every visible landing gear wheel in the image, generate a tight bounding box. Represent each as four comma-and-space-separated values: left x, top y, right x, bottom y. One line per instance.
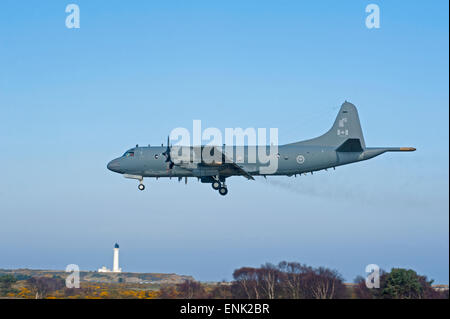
138, 184, 145, 191
212, 181, 221, 190
218, 187, 228, 196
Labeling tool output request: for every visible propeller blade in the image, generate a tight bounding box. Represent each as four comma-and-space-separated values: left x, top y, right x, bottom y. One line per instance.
162, 136, 172, 161
163, 135, 175, 170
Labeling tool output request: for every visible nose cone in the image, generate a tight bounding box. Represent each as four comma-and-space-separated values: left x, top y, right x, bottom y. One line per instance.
107, 159, 122, 173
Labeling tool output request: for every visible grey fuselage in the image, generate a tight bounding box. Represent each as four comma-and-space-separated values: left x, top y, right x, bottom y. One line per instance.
107, 144, 390, 178
107, 102, 415, 184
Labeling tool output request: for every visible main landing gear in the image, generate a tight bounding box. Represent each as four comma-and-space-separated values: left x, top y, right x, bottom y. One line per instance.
138, 183, 145, 191
212, 181, 221, 190
218, 186, 228, 196
211, 176, 228, 196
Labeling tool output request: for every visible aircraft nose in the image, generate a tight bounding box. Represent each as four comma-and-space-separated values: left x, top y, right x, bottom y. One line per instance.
107, 159, 121, 173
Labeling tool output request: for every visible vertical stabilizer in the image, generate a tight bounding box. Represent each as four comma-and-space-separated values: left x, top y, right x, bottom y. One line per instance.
292, 101, 366, 148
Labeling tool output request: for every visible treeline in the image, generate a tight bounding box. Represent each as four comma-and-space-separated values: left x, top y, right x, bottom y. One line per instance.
1, 261, 448, 299
159, 261, 448, 299
160, 261, 346, 299
231, 262, 346, 299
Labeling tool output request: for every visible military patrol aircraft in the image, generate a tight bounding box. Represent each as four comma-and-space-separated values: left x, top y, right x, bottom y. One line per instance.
107, 102, 415, 195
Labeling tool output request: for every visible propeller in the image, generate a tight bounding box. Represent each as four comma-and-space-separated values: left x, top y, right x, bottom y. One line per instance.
162, 136, 175, 170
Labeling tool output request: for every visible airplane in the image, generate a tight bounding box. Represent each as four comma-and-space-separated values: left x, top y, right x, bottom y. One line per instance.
107, 101, 415, 195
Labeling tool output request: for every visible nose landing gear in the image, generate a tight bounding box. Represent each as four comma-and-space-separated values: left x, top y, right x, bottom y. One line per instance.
123, 174, 146, 192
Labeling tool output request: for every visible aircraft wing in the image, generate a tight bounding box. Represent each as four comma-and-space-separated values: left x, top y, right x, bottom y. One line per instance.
212, 147, 255, 180
221, 161, 255, 180
176, 147, 255, 180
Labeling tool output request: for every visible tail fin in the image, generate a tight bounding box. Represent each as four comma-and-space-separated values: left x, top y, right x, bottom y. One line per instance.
294, 101, 366, 149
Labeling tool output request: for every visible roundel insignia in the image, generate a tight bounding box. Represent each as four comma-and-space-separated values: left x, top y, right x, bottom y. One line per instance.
296, 155, 305, 164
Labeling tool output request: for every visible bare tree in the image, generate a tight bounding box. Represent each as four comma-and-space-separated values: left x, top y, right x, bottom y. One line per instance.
27, 277, 65, 299
303, 267, 345, 299
232, 267, 260, 299
278, 261, 311, 299
258, 263, 281, 299
176, 280, 206, 299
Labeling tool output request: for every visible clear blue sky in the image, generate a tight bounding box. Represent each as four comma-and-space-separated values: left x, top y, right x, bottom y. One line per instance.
0, 1, 448, 283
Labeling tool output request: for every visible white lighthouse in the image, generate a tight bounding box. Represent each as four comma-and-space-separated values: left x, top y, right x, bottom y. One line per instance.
98, 243, 122, 273
113, 243, 121, 273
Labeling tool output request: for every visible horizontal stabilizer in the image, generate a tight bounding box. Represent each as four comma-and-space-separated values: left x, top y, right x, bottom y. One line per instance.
336, 138, 364, 152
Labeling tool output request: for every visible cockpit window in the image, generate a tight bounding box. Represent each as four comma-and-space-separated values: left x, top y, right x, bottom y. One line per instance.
123, 151, 135, 157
